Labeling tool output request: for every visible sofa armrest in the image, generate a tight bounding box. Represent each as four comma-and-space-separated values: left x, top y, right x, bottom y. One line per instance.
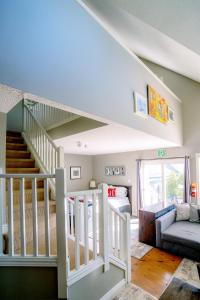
156, 209, 176, 248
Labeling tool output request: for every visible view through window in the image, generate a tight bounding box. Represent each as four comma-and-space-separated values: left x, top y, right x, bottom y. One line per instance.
141, 158, 184, 208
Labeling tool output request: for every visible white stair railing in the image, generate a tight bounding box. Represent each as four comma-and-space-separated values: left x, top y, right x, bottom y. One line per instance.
109, 205, 131, 283
0, 173, 56, 262
23, 102, 64, 192
28, 101, 80, 131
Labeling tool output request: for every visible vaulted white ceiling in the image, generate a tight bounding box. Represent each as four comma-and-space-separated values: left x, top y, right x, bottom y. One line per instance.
82, 0, 200, 82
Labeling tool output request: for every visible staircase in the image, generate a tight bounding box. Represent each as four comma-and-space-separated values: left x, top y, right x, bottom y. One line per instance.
5, 131, 56, 254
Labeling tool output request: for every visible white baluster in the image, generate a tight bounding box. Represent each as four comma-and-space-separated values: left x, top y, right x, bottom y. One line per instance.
20, 178, 26, 256
70, 202, 74, 236
32, 178, 38, 256
8, 178, 14, 256
109, 208, 113, 254
84, 196, 89, 265
75, 196, 80, 270
92, 193, 97, 260
98, 183, 109, 272
114, 214, 118, 256
44, 178, 50, 256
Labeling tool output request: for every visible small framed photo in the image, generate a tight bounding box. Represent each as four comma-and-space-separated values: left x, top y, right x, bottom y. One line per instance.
168, 107, 175, 122
70, 166, 81, 180
133, 92, 148, 118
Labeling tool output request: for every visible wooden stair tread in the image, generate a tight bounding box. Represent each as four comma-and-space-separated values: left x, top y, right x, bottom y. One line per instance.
6, 150, 31, 159
6, 167, 40, 173
6, 143, 27, 151
6, 158, 35, 168
6, 136, 24, 143
6, 158, 34, 162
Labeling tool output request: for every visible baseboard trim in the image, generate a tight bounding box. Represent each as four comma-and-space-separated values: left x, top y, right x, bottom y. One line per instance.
0, 255, 57, 267
1, 224, 8, 234
100, 279, 126, 300
67, 257, 104, 286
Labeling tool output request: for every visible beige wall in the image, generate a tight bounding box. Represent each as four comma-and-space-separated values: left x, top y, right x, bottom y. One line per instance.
0, 112, 7, 225
64, 154, 93, 192
94, 60, 200, 215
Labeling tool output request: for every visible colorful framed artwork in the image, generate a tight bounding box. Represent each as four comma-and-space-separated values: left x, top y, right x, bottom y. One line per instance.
70, 166, 81, 180
147, 85, 168, 124
168, 107, 175, 122
133, 92, 148, 118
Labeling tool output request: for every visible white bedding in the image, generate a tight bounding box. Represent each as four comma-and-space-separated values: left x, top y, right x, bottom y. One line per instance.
108, 196, 130, 209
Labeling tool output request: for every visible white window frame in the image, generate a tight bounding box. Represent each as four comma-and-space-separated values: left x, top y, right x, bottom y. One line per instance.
195, 153, 200, 201
141, 158, 184, 208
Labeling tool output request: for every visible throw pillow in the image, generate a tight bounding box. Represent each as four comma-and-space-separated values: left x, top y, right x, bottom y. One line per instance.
189, 205, 200, 223
175, 203, 190, 221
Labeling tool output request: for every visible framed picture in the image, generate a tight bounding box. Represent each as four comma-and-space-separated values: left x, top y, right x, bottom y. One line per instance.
105, 166, 126, 176
133, 92, 148, 118
147, 85, 168, 124
70, 166, 81, 180
168, 107, 175, 122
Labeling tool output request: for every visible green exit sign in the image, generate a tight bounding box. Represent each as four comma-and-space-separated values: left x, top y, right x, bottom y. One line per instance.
157, 149, 167, 158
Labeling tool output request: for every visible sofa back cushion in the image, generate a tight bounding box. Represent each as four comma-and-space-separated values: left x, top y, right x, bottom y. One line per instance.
175, 203, 190, 221
190, 205, 200, 223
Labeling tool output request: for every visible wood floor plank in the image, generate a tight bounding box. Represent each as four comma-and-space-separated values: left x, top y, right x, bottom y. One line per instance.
131, 248, 182, 298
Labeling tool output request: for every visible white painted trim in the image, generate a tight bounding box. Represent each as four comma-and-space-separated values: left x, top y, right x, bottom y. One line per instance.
76, 0, 182, 104
67, 257, 104, 286
100, 279, 126, 300
109, 255, 127, 271
0, 256, 57, 267
2, 224, 8, 234
66, 189, 101, 197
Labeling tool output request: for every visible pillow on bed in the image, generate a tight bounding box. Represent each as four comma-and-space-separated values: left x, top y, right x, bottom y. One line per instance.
115, 187, 128, 197
108, 187, 116, 197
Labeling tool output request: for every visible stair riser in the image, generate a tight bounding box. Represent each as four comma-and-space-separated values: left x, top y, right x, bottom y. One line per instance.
6, 151, 31, 159
6, 161, 35, 168
6, 131, 21, 137
7, 143, 27, 151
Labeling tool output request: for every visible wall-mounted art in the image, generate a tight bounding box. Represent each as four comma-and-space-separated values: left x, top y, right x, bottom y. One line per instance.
70, 166, 81, 180
147, 85, 168, 124
105, 166, 126, 176
168, 107, 175, 122
133, 92, 148, 118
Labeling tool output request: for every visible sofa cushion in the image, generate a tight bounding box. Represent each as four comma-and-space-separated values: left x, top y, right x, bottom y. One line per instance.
162, 221, 200, 251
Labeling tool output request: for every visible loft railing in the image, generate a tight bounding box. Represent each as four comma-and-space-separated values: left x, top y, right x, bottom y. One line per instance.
23, 102, 64, 193
28, 101, 79, 131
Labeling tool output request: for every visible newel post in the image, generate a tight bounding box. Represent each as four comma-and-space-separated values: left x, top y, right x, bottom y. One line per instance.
98, 183, 109, 272
57, 146, 65, 168
124, 213, 131, 283
55, 168, 68, 299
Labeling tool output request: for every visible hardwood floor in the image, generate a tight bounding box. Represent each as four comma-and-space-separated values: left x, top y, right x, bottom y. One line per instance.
131, 248, 182, 298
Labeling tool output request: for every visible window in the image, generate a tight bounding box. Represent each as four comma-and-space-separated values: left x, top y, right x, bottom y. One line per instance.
141, 158, 184, 208
196, 153, 200, 198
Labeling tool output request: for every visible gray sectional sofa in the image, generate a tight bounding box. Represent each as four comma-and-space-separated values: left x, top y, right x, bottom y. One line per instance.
156, 209, 200, 261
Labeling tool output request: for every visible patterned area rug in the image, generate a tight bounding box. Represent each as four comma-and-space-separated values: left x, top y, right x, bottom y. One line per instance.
113, 283, 157, 300
160, 258, 200, 299
130, 218, 153, 259
174, 258, 200, 289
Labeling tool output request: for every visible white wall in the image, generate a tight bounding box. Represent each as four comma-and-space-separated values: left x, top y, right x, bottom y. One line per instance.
7, 101, 23, 132
0, 0, 182, 146
64, 154, 93, 192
